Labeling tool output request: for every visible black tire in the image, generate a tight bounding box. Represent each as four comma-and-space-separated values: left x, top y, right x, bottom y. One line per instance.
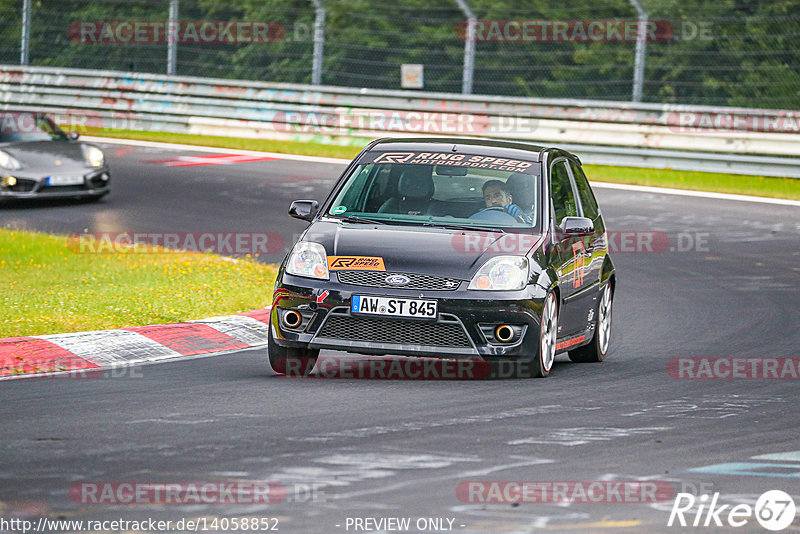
268, 331, 319, 376
569, 282, 613, 363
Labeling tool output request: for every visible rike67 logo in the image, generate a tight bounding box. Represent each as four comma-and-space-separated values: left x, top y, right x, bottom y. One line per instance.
668, 490, 796, 531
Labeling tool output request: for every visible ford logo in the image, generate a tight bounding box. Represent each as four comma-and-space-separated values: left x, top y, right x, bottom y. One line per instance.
385, 274, 410, 286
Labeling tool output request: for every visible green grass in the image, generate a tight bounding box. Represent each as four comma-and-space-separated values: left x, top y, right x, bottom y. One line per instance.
0, 229, 278, 338
86, 128, 800, 200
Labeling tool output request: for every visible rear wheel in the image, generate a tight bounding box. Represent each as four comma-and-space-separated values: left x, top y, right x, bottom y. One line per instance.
268, 331, 319, 376
569, 282, 613, 363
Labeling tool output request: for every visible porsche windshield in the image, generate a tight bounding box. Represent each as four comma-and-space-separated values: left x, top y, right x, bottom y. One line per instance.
327, 152, 541, 230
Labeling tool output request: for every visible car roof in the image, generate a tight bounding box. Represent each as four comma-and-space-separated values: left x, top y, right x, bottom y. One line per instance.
367, 137, 579, 164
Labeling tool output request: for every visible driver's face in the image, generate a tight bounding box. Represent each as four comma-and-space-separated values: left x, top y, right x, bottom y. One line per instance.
483, 185, 512, 208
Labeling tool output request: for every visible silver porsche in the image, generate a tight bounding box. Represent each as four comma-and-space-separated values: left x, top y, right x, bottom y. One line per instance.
0, 111, 110, 201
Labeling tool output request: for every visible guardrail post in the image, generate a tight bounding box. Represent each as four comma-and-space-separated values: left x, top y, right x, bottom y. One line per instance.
629, 0, 648, 102
310, 0, 325, 85
454, 0, 475, 94
167, 0, 179, 75
20, 0, 31, 65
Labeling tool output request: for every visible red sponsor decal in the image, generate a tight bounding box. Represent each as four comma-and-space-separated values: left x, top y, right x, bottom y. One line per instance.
556, 335, 585, 351
572, 241, 586, 288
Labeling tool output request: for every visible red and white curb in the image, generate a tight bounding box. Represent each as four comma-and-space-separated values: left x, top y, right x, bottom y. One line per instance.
0, 308, 271, 380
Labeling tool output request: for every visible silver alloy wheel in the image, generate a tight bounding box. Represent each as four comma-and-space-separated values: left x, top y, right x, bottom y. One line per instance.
597, 285, 613, 355
540, 293, 558, 371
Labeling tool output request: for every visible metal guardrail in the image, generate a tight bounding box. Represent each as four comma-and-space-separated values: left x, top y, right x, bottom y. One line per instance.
1, 65, 799, 177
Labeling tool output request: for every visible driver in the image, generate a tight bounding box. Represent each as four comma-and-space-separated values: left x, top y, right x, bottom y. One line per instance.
481, 180, 532, 223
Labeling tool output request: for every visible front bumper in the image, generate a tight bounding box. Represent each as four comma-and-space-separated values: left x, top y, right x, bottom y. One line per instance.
0, 168, 110, 199
272, 272, 547, 360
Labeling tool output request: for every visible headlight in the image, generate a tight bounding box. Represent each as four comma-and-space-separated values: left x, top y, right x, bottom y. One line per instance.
0, 150, 21, 170
468, 256, 529, 291
83, 145, 104, 167
286, 241, 329, 280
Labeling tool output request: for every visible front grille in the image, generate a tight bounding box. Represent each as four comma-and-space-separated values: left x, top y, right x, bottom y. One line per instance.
317, 314, 472, 347
337, 270, 461, 291
7, 179, 37, 193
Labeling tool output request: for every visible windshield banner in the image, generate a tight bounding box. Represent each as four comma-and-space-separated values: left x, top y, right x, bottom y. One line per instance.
360, 151, 537, 174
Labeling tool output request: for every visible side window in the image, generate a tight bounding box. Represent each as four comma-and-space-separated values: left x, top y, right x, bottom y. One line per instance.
569, 161, 599, 220
550, 161, 577, 225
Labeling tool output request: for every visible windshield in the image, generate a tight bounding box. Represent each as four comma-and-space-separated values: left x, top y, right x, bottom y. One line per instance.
327, 150, 541, 230
0, 112, 67, 143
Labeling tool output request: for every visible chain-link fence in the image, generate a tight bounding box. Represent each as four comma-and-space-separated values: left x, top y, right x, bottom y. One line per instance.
1, 0, 798, 108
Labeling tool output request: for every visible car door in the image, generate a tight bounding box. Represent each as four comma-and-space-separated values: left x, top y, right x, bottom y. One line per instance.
566, 160, 606, 330
548, 158, 590, 336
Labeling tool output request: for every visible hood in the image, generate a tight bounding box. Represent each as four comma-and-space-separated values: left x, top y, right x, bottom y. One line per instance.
303, 219, 543, 279
1, 141, 93, 177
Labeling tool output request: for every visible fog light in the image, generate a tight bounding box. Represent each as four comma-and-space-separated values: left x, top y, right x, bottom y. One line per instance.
99, 173, 109, 182
1, 175, 17, 187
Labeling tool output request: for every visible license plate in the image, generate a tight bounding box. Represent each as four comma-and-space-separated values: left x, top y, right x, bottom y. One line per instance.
47, 175, 84, 186
351, 295, 437, 319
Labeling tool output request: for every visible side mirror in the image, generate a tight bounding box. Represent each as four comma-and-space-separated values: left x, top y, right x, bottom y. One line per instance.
288, 200, 319, 222
560, 216, 594, 235
68, 131, 80, 141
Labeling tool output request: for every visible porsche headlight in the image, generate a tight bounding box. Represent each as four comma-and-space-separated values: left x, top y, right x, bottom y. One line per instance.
468, 256, 529, 291
286, 241, 329, 280
83, 145, 104, 167
0, 150, 21, 171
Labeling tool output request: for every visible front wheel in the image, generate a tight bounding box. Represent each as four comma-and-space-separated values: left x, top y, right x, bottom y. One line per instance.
569, 282, 613, 363
532, 291, 559, 377
488, 292, 558, 379
268, 331, 319, 376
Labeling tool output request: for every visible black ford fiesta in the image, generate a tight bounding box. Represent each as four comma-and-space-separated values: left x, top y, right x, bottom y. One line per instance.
270, 137, 615, 378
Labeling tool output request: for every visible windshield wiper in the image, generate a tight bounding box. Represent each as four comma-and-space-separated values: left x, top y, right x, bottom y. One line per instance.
422, 222, 506, 233
335, 215, 388, 225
